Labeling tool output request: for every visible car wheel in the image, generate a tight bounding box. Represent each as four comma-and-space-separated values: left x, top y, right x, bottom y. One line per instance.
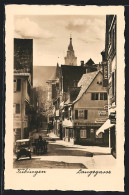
17, 155, 19, 160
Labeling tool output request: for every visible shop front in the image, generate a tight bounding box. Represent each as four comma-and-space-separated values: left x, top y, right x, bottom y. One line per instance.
96, 119, 115, 154
62, 119, 74, 144
74, 122, 102, 146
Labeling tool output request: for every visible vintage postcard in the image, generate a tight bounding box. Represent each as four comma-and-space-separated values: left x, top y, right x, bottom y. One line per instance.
5, 5, 125, 191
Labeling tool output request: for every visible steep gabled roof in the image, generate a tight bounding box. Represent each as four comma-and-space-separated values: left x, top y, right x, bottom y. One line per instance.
85, 58, 95, 66
49, 63, 61, 81
73, 71, 101, 104
61, 65, 87, 92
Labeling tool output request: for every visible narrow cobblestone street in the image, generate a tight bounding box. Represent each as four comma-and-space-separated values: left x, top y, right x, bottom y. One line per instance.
13, 130, 87, 169
13, 130, 116, 169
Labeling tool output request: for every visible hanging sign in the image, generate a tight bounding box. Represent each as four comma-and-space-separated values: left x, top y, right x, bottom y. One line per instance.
102, 61, 108, 87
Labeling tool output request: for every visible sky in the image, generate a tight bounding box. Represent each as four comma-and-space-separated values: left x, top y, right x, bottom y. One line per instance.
33, 66, 56, 87
14, 15, 106, 66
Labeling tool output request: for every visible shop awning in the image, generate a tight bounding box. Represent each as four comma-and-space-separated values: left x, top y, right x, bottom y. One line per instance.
96, 119, 115, 136
62, 119, 73, 128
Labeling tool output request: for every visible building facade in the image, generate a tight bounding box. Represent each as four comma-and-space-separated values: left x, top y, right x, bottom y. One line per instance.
53, 65, 87, 137
96, 15, 116, 157
13, 38, 33, 148
62, 71, 108, 145
13, 73, 31, 141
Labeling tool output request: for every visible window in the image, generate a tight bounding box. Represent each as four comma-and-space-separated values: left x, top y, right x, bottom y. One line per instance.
66, 129, 68, 137
91, 93, 98, 100
17, 79, 21, 91
75, 110, 78, 119
100, 93, 107, 100
25, 102, 29, 115
91, 93, 107, 100
14, 79, 21, 92
70, 109, 71, 116
80, 130, 87, 138
15, 128, 21, 140
78, 110, 84, 119
84, 110, 88, 119
27, 81, 30, 96
16, 104, 20, 114
14, 80, 17, 92
75, 110, 88, 120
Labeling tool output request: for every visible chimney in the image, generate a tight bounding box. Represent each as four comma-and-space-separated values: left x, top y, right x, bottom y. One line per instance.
80, 61, 84, 66
101, 51, 105, 62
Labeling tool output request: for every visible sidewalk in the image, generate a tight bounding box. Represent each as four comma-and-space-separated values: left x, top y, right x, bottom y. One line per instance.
48, 132, 116, 169
48, 132, 111, 155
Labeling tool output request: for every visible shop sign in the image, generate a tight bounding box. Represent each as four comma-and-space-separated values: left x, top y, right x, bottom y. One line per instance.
95, 118, 107, 123
102, 61, 108, 87
13, 121, 21, 128
90, 129, 94, 133
56, 110, 59, 117
110, 119, 116, 124
104, 105, 108, 110
74, 122, 102, 126
98, 110, 107, 116
109, 112, 116, 124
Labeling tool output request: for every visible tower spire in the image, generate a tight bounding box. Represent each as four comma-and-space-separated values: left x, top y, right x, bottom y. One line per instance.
68, 34, 73, 51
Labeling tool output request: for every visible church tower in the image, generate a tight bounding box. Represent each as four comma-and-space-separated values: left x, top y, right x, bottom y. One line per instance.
64, 36, 77, 66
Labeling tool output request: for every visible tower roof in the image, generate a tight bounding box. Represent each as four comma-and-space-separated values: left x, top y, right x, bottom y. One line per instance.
68, 37, 73, 51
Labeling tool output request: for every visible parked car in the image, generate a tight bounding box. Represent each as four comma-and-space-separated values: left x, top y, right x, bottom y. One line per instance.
16, 139, 31, 160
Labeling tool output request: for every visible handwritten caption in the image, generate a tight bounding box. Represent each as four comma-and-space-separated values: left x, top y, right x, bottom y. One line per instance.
16, 168, 111, 177
76, 169, 111, 177
16, 168, 46, 177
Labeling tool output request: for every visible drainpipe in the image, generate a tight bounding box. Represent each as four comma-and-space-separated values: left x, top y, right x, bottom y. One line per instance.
109, 128, 111, 151
21, 79, 23, 139
62, 76, 63, 93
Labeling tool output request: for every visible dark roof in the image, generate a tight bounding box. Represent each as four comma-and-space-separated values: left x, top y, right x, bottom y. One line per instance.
61, 65, 87, 92
85, 58, 95, 66
49, 64, 61, 80
73, 71, 101, 104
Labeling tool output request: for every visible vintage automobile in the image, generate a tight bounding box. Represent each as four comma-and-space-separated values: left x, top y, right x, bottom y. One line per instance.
16, 139, 31, 160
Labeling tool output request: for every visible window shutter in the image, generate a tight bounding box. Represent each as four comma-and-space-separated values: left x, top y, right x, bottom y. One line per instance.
91, 93, 94, 100
87, 129, 90, 138
84, 130, 87, 138
13, 104, 16, 114
75, 110, 78, 119
104, 93, 107, 100
17, 79, 21, 91
96, 93, 98, 100
84, 110, 88, 119
16, 104, 20, 114
100, 93, 103, 100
